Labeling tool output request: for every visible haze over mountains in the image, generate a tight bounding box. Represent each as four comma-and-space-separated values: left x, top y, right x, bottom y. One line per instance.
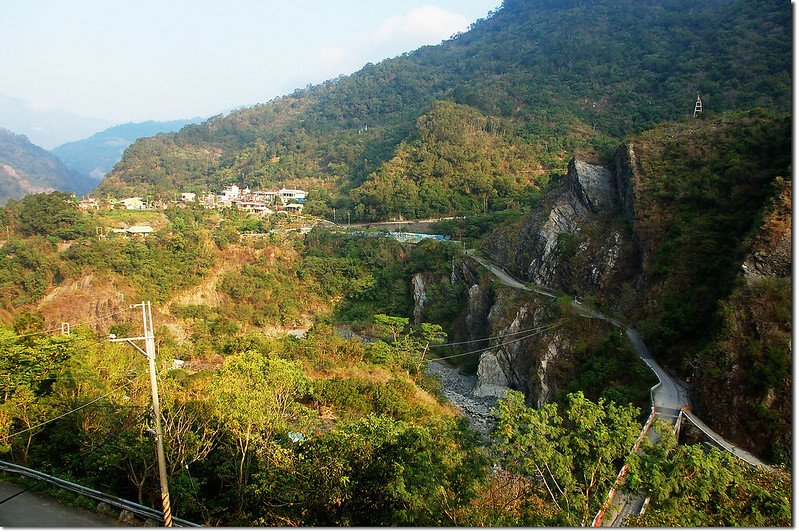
0, 93, 113, 150
0, 104, 202, 203
0, 128, 95, 203
51, 118, 203, 181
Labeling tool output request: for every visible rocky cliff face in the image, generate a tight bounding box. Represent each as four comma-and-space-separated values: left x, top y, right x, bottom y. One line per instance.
483, 156, 641, 309
475, 119, 791, 463
690, 179, 792, 461
740, 178, 791, 282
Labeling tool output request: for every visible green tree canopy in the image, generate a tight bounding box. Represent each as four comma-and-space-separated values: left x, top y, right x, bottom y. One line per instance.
492, 390, 640, 526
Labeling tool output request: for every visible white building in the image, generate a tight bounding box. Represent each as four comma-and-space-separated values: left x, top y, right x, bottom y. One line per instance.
120, 197, 146, 210
235, 200, 274, 216
279, 188, 307, 204
224, 185, 240, 198
253, 190, 279, 204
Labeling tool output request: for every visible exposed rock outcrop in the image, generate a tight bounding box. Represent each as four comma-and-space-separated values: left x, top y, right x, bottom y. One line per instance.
568, 159, 616, 213
37, 273, 130, 333
412, 273, 430, 324
483, 156, 641, 308
473, 350, 509, 398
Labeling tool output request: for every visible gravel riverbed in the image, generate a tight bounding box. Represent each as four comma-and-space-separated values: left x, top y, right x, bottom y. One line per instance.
426, 360, 499, 435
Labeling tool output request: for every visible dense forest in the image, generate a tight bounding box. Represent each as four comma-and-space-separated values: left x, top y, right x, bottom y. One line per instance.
95, 0, 790, 219
474, 109, 792, 462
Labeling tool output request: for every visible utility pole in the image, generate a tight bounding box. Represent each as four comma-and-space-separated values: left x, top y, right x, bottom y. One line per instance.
111, 301, 172, 527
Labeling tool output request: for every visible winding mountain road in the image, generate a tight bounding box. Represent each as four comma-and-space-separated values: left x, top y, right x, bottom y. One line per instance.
466, 249, 689, 415
464, 250, 768, 466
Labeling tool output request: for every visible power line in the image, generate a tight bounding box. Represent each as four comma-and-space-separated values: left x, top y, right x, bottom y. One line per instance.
434, 322, 557, 348
426, 323, 559, 363
0, 307, 133, 342
2, 389, 119, 441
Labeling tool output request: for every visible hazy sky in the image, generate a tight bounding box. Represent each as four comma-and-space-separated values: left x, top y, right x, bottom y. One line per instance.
1, 0, 500, 123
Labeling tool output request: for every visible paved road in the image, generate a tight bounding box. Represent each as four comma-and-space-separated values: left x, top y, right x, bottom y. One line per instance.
625, 327, 690, 414
478, 263, 690, 414
465, 250, 690, 415
682, 411, 769, 468
465, 250, 554, 296
464, 250, 771, 525
0, 480, 119, 527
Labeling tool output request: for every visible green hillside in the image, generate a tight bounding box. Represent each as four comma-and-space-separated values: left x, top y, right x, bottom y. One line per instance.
95, 0, 791, 218
0, 129, 96, 203
51, 118, 202, 182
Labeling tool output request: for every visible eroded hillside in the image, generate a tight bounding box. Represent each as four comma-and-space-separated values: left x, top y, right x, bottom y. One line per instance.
481, 110, 791, 460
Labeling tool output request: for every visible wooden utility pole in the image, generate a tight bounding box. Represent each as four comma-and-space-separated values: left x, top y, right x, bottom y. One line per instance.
111, 301, 172, 527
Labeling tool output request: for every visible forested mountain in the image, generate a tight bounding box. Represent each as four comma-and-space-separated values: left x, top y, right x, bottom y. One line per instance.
0, 128, 95, 204
95, 0, 790, 216
51, 118, 202, 182
480, 109, 791, 461
0, 0, 792, 526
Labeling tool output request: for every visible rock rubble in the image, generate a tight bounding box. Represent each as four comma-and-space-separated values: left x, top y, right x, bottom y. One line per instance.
427, 360, 500, 434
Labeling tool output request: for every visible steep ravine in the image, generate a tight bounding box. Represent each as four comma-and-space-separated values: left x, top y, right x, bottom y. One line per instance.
470, 119, 791, 463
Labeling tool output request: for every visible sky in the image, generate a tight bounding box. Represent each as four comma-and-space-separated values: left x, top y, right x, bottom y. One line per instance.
0, 0, 500, 124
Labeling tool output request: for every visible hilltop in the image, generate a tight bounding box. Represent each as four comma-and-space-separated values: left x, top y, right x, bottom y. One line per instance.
94, 0, 791, 215
51, 118, 203, 182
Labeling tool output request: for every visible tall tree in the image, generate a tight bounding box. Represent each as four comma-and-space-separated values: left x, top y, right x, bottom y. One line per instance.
210, 350, 311, 509
493, 390, 639, 525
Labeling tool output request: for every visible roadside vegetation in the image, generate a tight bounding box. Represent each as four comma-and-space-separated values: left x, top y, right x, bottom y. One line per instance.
0, 192, 789, 525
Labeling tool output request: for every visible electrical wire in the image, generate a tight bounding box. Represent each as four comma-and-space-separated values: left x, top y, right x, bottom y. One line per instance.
2, 388, 120, 441
0, 307, 134, 342
433, 322, 557, 347
426, 323, 559, 363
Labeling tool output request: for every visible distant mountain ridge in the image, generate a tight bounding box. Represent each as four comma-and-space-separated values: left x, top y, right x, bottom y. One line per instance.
51, 118, 203, 182
0, 128, 95, 204
0, 94, 112, 150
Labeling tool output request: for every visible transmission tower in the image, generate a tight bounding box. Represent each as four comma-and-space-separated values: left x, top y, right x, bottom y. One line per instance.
693, 94, 703, 118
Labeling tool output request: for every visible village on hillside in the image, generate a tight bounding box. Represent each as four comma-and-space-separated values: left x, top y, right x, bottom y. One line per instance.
77, 185, 307, 215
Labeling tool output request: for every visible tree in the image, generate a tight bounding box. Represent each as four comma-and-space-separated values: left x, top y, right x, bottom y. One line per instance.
249, 415, 488, 526
624, 420, 791, 527
210, 351, 311, 509
373, 315, 447, 379
1, 386, 55, 464
492, 390, 640, 525
8, 192, 93, 240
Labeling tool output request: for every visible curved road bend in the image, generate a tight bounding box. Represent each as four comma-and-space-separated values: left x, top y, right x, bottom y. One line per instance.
465, 250, 768, 467
465, 250, 688, 415
0, 480, 119, 527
